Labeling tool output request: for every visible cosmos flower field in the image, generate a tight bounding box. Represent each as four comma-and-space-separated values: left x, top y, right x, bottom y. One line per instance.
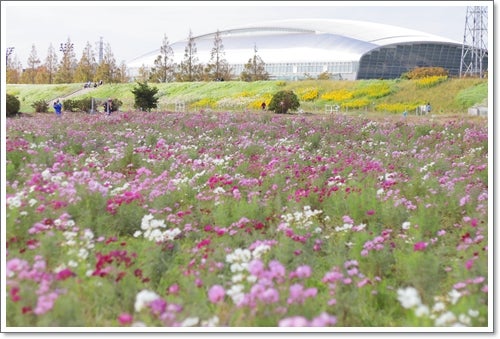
4, 111, 489, 329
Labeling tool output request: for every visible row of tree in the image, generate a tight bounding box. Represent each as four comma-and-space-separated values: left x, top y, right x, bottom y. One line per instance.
6, 30, 270, 84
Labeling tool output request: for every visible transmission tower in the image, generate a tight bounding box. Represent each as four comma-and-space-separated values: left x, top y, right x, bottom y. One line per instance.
459, 6, 488, 78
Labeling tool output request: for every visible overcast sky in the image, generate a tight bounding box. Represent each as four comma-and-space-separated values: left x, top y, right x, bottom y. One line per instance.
1, 1, 493, 67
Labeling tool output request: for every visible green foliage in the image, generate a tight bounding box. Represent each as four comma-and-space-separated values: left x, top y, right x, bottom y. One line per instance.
31, 99, 49, 113
268, 90, 300, 114
6, 93, 21, 116
131, 81, 159, 112
455, 82, 488, 108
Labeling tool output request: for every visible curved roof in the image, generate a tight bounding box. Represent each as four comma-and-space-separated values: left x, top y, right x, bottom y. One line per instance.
127, 18, 462, 68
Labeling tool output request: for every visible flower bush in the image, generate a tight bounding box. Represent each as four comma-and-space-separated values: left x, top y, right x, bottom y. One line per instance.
5, 111, 489, 329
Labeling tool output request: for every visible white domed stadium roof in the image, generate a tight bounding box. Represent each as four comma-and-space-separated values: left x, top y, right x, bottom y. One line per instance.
127, 18, 460, 68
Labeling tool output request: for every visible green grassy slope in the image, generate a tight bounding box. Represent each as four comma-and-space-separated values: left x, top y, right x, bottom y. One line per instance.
7, 78, 488, 114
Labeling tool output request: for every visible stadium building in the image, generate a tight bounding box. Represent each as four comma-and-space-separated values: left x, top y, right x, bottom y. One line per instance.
127, 18, 487, 80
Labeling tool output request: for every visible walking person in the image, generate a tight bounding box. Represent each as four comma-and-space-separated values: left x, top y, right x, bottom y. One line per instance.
104, 98, 113, 115
53, 99, 63, 117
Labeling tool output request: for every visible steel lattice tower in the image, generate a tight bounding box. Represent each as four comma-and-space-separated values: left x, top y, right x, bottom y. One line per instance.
460, 6, 488, 78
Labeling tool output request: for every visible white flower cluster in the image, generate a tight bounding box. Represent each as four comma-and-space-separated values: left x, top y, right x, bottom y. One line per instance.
110, 182, 130, 196
397, 286, 479, 326
134, 214, 181, 242
84, 151, 103, 168
58, 217, 95, 270
281, 205, 323, 230
224, 245, 271, 304
6, 192, 24, 209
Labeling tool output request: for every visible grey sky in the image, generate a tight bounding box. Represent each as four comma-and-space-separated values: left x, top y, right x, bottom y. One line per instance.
1, 1, 493, 67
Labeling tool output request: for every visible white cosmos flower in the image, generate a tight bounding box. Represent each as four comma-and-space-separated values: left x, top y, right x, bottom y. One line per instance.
397, 287, 422, 309
181, 317, 199, 327
135, 290, 160, 312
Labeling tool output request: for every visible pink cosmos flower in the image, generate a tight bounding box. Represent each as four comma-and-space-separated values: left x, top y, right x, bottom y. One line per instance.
55, 268, 74, 281
168, 283, 179, 295
118, 313, 133, 325
413, 242, 428, 251
279, 316, 309, 327
208, 285, 225, 304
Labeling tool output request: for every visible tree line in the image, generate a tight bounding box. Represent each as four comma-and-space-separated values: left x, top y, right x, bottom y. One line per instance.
6, 30, 269, 84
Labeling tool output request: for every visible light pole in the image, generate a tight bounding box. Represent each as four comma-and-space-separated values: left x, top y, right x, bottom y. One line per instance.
6, 47, 14, 66
59, 42, 74, 56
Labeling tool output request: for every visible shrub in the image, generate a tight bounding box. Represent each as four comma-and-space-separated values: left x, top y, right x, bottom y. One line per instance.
6, 94, 21, 116
403, 67, 448, 79
31, 99, 49, 113
61, 99, 78, 112
268, 90, 300, 114
131, 81, 159, 112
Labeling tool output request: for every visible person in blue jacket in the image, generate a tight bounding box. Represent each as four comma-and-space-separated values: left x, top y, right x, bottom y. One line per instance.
53, 99, 63, 117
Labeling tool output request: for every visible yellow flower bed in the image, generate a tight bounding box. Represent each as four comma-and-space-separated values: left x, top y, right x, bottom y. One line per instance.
190, 98, 217, 109
234, 91, 256, 98
248, 93, 273, 110
354, 83, 392, 99
320, 89, 353, 102
415, 76, 448, 88
375, 102, 419, 113
343, 98, 371, 109
297, 87, 319, 101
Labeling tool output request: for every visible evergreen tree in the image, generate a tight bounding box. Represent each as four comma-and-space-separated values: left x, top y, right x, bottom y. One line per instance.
44, 44, 59, 84
176, 29, 202, 82
74, 41, 97, 83
240, 45, 269, 82
131, 81, 159, 112
206, 30, 232, 81
55, 37, 77, 83
149, 34, 175, 83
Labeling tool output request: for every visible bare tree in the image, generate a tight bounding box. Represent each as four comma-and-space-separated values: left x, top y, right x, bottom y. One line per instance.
240, 45, 269, 81
23, 44, 41, 84
44, 43, 59, 84
176, 29, 203, 82
150, 33, 175, 83
206, 30, 232, 81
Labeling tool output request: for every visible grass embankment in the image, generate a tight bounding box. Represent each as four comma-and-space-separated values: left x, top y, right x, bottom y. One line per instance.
6, 78, 488, 114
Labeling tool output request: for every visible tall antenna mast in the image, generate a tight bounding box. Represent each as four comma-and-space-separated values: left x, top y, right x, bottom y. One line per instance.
459, 6, 488, 78
98, 36, 104, 64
